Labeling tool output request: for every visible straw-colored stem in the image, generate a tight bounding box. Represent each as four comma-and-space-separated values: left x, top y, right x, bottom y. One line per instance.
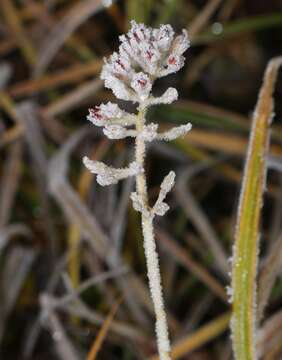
135, 109, 171, 360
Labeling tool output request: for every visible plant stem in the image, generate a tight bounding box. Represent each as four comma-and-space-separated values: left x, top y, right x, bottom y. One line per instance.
135, 108, 171, 360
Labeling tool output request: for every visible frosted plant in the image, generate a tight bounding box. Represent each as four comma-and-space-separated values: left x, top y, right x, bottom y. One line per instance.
83, 21, 191, 360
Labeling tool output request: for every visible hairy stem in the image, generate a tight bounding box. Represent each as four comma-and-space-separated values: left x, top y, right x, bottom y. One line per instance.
135, 108, 171, 360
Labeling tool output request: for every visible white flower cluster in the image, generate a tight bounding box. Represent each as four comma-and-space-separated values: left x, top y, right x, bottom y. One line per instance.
87, 102, 136, 127
86, 101, 191, 142
83, 21, 192, 212
101, 20, 189, 103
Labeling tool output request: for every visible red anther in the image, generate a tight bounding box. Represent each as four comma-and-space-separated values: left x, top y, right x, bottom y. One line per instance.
133, 32, 140, 41
160, 29, 169, 39
146, 50, 153, 60
116, 59, 125, 70
168, 56, 177, 65
137, 79, 147, 87
90, 107, 103, 120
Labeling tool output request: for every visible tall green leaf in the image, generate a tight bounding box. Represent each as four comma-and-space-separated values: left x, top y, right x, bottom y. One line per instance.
231, 57, 282, 360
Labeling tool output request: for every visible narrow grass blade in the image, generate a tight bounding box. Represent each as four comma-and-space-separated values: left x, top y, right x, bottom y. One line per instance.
188, 0, 223, 39
155, 0, 179, 25
152, 101, 248, 132
231, 56, 282, 360
257, 232, 282, 321
1, 0, 37, 65
86, 297, 123, 360
34, 0, 106, 76
193, 13, 282, 45
126, 0, 153, 24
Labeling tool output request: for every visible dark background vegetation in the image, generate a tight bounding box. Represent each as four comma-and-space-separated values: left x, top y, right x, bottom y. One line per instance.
1, 0, 282, 359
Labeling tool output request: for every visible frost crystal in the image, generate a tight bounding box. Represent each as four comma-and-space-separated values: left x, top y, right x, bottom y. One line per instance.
226, 285, 233, 304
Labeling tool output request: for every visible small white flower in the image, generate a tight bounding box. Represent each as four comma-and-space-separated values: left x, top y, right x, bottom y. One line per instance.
87, 102, 122, 126
131, 72, 152, 101
150, 87, 178, 106
152, 171, 176, 216
158, 123, 192, 141
103, 125, 136, 139
103, 75, 133, 101
103, 125, 128, 139
153, 24, 175, 52
171, 30, 190, 55
83, 157, 142, 186
159, 54, 185, 77
87, 102, 135, 127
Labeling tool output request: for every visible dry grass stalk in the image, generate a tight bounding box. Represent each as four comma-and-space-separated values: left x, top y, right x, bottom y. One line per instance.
34, 0, 111, 75
1, 0, 37, 65
0, 141, 23, 227
175, 166, 229, 276
48, 128, 151, 325
86, 296, 123, 360
156, 227, 227, 302
149, 312, 230, 360
8, 61, 102, 98
257, 232, 282, 321
188, 0, 223, 39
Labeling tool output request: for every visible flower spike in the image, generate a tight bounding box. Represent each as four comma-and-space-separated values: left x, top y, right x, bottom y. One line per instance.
83, 21, 191, 360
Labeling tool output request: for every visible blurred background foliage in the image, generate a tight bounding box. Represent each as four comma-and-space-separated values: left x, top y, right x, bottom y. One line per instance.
1, 0, 282, 359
